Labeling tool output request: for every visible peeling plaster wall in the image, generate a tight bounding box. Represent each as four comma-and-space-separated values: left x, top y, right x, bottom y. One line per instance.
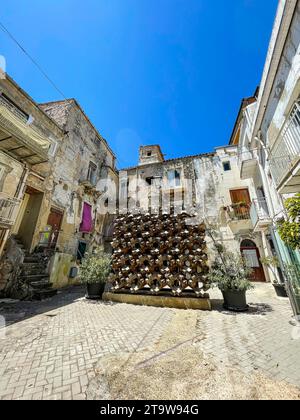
124, 146, 261, 266
48, 252, 79, 289
38, 101, 117, 256
0, 77, 64, 256
0, 151, 24, 196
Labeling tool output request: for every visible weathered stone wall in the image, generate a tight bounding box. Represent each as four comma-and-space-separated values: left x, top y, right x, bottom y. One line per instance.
0, 151, 24, 196
123, 146, 262, 267
48, 252, 80, 289
0, 237, 24, 294
38, 100, 117, 256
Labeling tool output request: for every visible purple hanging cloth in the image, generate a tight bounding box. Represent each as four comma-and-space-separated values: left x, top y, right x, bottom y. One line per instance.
80, 202, 93, 232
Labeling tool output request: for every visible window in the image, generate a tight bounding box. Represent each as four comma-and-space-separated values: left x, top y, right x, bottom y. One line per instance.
147, 151, 152, 157
223, 161, 231, 171
87, 162, 97, 185
145, 177, 154, 186
167, 169, 181, 188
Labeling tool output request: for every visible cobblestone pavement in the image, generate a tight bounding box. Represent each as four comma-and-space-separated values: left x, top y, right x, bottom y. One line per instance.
197, 284, 300, 388
0, 283, 299, 400
0, 287, 173, 400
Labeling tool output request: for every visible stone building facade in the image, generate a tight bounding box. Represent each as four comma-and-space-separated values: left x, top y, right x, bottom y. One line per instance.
39, 99, 117, 257
0, 78, 117, 295
120, 144, 272, 283
0, 75, 64, 293
232, 0, 300, 315
0, 76, 64, 255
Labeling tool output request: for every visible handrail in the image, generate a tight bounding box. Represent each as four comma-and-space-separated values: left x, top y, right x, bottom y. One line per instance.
0, 192, 21, 226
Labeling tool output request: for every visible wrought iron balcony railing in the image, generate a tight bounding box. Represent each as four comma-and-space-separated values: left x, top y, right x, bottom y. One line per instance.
226, 203, 251, 221
269, 100, 300, 189
0, 193, 21, 227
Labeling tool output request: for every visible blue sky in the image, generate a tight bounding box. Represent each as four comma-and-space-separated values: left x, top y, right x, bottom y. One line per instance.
0, 0, 278, 168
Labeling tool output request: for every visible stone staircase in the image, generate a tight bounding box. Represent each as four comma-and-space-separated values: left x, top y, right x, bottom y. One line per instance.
14, 236, 57, 300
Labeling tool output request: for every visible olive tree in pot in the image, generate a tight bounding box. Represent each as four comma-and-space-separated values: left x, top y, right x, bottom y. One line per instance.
79, 248, 111, 300
208, 247, 254, 312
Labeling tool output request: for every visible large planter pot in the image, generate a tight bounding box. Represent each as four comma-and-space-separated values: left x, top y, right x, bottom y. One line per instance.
222, 289, 248, 312
273, 283, 288, 298
86, 283, 105, 300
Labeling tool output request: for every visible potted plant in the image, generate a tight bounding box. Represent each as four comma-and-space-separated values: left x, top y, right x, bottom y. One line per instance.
208, 248, 254, 311
79, 248, 111, 299
260, 256, 288, 297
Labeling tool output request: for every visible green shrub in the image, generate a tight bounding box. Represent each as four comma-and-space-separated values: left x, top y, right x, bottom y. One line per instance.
79, 248, 111, 285
278, 193, 300, 250
208, 250, 254, 292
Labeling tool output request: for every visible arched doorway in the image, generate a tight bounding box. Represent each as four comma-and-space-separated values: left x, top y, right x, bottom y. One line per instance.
240, 239, 266, 282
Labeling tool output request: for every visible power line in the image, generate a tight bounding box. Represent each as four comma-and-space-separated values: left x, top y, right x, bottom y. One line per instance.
0, 20, 126, 167
0, 20, 67, 100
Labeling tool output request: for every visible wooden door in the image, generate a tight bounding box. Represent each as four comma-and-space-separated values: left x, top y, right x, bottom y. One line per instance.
230, 188, 251, 218
47, 208, 63, 248
240, 240, 266, 282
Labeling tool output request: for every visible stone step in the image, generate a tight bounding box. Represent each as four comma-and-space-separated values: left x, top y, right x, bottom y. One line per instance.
30, 280, 53, 290
22, 261, 46, 268
21, 265, 47, 276
23, 256, 42, 263
32, 289, 57, 301
21, 274, 50, 283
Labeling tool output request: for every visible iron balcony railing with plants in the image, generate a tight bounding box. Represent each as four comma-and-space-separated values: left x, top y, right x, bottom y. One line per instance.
0, 192, 21, 227
226, 203, 251, 221
269, 100, 300, 188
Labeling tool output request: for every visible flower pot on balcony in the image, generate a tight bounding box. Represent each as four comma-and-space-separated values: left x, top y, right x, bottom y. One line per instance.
273, 283, 288, 298
222, 289, 249, 312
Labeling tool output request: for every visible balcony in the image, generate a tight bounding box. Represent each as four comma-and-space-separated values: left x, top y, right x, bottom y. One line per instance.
0, 192, 21, 228
238, 147, 259, 180
250, 199, 272, 232
0, 94, 51, 165
225, 203, 253, 233
79, 177, 97, 189
269, 100, 300, 193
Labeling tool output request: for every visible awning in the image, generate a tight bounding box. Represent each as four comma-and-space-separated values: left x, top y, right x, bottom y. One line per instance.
0, 102, 51, 164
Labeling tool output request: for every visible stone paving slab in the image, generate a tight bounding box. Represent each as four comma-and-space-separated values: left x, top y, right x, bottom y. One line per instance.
196, 284, 300, 388
0, 283, 299, 399
0, 287, 174, 400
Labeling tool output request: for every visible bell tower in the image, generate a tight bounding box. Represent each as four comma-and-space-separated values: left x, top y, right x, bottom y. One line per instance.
138, 145, 164, 166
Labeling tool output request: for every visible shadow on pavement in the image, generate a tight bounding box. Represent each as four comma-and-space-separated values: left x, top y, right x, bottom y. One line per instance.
0, 285, 116, 327
211, 299, 273, 316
